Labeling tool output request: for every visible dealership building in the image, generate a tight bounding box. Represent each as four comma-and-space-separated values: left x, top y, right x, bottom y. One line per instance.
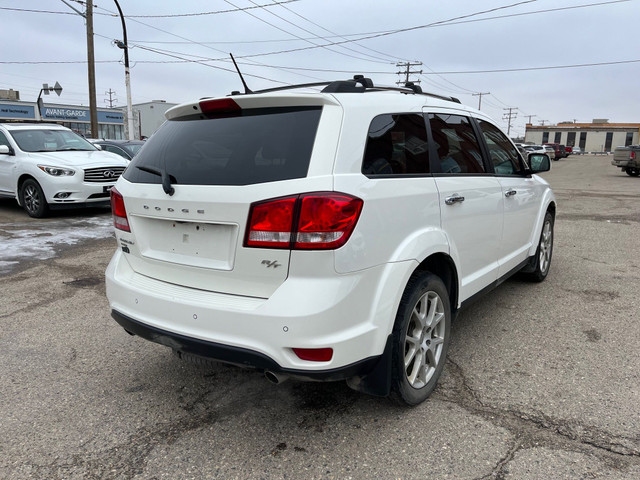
525, 120, 640, 153
0, 89, 175, 140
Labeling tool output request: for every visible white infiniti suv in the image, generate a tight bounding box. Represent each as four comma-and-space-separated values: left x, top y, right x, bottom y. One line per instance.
0, 123, 128, 217
105, 77, 555, 405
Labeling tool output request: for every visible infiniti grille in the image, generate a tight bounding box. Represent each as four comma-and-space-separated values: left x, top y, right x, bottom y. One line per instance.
84, 167, 126, 183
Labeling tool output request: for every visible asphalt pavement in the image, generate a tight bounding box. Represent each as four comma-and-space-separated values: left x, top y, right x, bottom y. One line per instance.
1, 154, 639, 479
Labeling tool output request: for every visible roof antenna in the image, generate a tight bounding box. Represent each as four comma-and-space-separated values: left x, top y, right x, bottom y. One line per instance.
230, 53, 253, 94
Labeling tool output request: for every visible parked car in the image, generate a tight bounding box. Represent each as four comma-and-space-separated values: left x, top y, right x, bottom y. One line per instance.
565, 146, 573, 155
572, 146, 582, 155
525, 145, 556, 161
92, 139, 145, 160
544, 143, 567, 160
0, 123, 128, 217
105, 77, 556, 405
611, 145, 640, 176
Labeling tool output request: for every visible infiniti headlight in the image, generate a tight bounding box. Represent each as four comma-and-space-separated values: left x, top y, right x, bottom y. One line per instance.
38, 165, 76, 176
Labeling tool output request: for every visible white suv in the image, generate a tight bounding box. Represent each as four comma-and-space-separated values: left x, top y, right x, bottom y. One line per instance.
105, 78, 555, 405
0, 123, 128, 217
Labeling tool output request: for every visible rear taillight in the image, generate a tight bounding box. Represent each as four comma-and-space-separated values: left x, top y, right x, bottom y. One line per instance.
631, 151, 636, 160
245, 196, 297, 248
244, 192, 363, 250
110, 187, 130, 232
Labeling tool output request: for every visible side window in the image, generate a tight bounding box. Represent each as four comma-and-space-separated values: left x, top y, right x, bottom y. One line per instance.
362, 114, 429, 176
476, 120, 522, 175
0, 131, 10, 148
428, 114, 484, 174
104, 145, 127, 158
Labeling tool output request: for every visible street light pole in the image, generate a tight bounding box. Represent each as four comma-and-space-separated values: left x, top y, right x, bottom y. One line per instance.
113, 0, 134, 140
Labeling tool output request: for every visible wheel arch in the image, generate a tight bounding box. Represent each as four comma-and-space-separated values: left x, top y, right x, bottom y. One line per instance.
16, 173, 39, 206
413, 252, 459, 316
527, 193, 557, 257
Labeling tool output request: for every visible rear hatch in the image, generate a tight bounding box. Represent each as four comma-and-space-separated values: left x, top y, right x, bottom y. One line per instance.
114, 94, 341, 298
613, 146, 637, 165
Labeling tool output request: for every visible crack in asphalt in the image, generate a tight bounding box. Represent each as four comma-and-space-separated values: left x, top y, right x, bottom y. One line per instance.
437, 358, 639, 480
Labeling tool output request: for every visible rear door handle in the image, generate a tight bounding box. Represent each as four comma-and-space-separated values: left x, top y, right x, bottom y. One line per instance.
505, 189, 517, 197
445, 194, 465, 205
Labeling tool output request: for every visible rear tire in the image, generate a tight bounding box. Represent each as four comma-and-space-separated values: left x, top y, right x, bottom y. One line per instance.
390, 272, 451, 406
19, 179, 49, 218
625, 167, 640, 177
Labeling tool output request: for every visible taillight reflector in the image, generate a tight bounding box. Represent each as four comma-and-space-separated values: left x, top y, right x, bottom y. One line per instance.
292, 348, 333, 362
199, 98, 241, 117
110, 187, 130, 232
244, 192, 363, 250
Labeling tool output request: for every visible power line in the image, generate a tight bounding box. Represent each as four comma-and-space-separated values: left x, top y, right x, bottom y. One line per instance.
0, 1, 302, 18
273, 1, 402, 63
222, 0, 393, 65
420, 58, 640, 75
229, 0, 542, 60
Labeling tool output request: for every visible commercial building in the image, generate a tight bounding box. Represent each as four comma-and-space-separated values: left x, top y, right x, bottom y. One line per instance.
1, 90, 176, 140
0, 98, 125, 139
525, 120, 640, 153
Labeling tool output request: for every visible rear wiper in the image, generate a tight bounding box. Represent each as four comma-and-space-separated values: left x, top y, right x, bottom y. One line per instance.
136, 165, 175, 196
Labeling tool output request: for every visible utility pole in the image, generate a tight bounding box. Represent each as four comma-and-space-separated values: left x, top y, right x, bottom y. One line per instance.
85, 1, 98, 137
396, 61, 422, 86
525, 114, 536, 124
502, 107, 517, 136
539, 119, 549, 126
472, 92, 490, 110
105, 89, 118, 108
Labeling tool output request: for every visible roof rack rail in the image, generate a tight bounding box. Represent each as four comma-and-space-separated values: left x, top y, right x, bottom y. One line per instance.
227, 75, 461, 104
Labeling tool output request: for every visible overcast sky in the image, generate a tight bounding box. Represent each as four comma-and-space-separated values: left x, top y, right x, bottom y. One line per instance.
2, 0, 639, 137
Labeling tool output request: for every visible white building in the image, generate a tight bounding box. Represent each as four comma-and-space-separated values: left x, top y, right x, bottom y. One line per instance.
122, 100, 177, 140
525, 120, 640, 153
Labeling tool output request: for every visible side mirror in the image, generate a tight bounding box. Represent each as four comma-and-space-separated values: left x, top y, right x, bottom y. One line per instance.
529, 153, 550, 173
0, 145, 13, 155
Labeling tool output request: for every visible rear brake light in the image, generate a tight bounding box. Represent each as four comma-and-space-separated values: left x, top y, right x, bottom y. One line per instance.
631, 151, 636, 160
292, 348, 333, 362
110, 187, 130, 232
295, 193, 363, 249
244, 192, 363, 250
199, 98, 241, 117
245, 196, 296, 248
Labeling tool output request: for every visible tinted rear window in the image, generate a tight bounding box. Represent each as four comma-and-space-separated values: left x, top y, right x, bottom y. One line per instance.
124, 107, 322, 186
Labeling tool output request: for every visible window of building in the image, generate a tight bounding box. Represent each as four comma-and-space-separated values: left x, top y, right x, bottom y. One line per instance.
554, 132, 561, 143
626, 132, 634, 146
362, 114, 430, 175
428, 113, 484, 174
604, 132, 613, 152
542, 132, 549, 143
477, 119, 522, 175
567, 131, 576, 147
579, 132, 587, 150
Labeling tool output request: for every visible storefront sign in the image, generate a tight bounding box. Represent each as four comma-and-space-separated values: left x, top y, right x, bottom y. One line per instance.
41, 106, 124, 124
0, 103, 35, 119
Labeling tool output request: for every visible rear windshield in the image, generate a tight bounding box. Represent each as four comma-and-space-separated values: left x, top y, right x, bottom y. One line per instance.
124, 106, 322, 186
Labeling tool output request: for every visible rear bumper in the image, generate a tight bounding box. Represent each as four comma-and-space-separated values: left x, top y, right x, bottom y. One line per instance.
612, 160, 635, 167
111, 308, 385, 382
105, 249, 414, 375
